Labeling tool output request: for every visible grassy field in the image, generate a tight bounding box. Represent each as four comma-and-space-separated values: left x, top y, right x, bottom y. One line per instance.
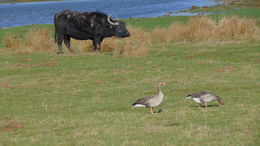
0, 1, 260, 146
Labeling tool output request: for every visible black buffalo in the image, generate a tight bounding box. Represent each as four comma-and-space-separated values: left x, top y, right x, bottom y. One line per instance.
54, 10, 130, 54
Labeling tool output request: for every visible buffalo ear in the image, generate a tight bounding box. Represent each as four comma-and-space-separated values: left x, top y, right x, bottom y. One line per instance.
109, 26, 113, 29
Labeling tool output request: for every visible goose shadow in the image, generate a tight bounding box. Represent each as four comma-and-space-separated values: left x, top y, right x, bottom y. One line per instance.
154, 109, 163, 113
169, 122, 180, 127
189, 104, 220, 108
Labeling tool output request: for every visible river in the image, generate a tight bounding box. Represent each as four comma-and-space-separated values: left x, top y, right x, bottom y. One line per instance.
0, 0, 221, 28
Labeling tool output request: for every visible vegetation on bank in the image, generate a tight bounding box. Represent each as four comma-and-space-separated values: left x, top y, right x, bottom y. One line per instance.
180, 0, 260, 19
0, 1, 259, 145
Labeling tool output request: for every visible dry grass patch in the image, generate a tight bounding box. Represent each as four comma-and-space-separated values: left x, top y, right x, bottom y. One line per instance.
113, 38, 148, 58
150, 16, 260, 43
2, 16, 259, 55
25, 29, 56, 53
215, 16, 258, 39
113, 26, 149, 57
3, 29, 55, 54
0, 121, 23, 133
3, 33, 22, 50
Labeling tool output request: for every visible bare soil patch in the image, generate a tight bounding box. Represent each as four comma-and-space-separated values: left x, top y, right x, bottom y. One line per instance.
214, 66, 234, 72
0, 121, 23, 133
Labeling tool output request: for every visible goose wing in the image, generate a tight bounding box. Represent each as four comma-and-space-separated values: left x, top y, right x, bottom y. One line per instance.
195, 91, 220, 103
132, 95, 156, 106
188, 91, 211, 98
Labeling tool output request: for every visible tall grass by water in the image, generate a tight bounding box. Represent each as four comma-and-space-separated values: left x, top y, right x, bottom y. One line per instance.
2, 16, 260, 56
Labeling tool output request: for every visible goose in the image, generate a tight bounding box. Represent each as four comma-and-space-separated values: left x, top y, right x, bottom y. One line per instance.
186, 91, 224, 108
132, 81, 166, 114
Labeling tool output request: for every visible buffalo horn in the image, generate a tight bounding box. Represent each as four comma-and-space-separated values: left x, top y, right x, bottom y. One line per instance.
107, 16, 119, 25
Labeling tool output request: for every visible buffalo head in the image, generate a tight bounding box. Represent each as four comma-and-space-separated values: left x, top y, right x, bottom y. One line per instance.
107, 16, 130, 38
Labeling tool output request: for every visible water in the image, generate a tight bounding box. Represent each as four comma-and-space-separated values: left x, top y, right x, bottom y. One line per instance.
0, 0, 220, 28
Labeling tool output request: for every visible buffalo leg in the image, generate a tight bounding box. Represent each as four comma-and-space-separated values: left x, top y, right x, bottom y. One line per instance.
93, 41, 100, 52
57, 34, 64, 54
93, 38, 103, 52
64, 36, 74, 53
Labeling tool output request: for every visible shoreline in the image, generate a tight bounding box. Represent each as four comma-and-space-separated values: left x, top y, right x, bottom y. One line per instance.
0, 0, 237, 4
0, 0, 225, 4
1, 0, 259, 28
0, 0, 61, 3
0, 0, 222, 28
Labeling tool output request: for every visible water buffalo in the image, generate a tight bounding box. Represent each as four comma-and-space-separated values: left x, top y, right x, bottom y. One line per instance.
54, 10, 130, 54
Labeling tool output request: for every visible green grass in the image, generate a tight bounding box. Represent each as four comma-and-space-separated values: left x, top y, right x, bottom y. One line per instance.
0, 40, 259, 145
0, 2, 260, 145
125, 16, 189, 30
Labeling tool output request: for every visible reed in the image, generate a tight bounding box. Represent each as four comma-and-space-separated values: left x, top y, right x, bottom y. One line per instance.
2, 33, 22, 52
150, 16, 260, 43
2, 16, 259, 55
112, 26, 149, 57
24, 29, 55, 53
3, 28, 55, 54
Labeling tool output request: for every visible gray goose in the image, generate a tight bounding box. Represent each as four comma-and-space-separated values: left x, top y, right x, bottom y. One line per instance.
132, 81, 166, 114
186, 91, 224, 108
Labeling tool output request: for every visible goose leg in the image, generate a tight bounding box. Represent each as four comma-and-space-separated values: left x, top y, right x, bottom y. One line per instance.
150, 108, 154, 114
152, 107, 155, 114
204, 103, 207, 109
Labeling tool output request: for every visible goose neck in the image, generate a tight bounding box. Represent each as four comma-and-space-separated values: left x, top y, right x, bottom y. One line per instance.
157, 84, 163, 94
